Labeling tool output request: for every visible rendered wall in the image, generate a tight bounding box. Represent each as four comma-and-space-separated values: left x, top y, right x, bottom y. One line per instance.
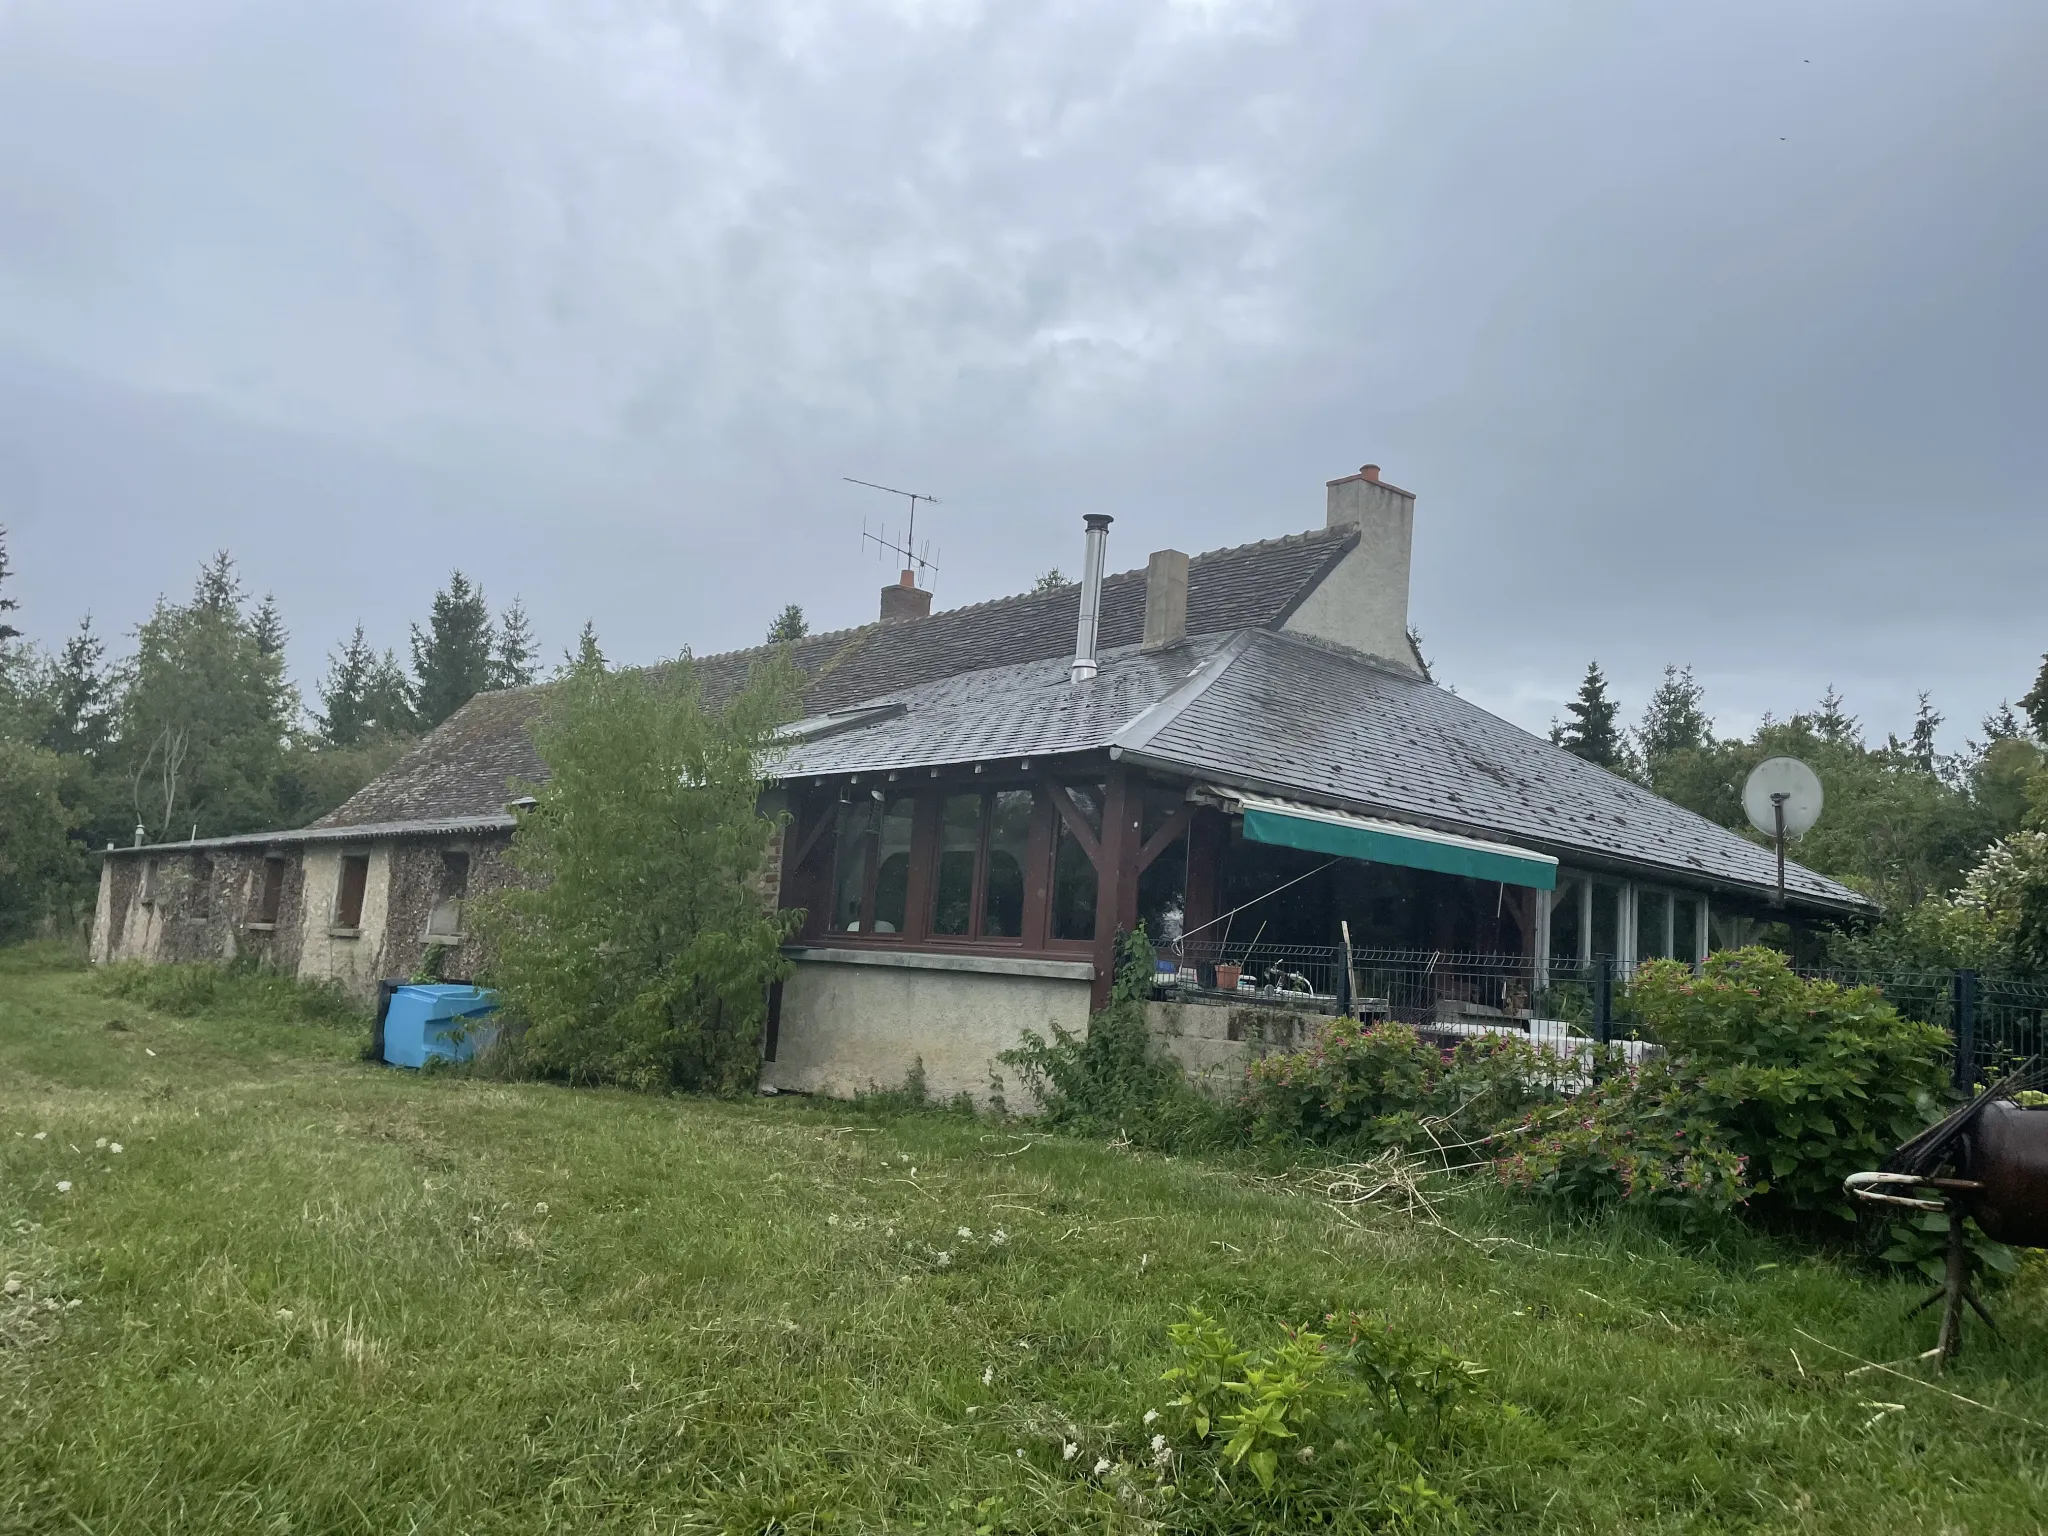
764, 951, 1093, 1105
295, 845, 395, 995
1285, 471, 1419, 672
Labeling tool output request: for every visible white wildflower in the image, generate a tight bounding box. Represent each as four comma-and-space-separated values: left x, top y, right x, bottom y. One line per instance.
957, 1226, 973, 1240
1014, 1449, 1025, 1459
1150, 1434, 1167, 1453
934, 1251, 952, 1269
990, 1228, 1009, 1246
827, 1213, 840, 1226
65, 1298, 81, 1310
898, 1153, 909, 1163
33, 1132, 46, 1141
55, 1181, 71, 1193
94, 1137, 107, 1149
276, 1308, 294, 1320
1093, 1458, 1112, 1476
534, 1202, 549, 1215
3, 1278, 21, 1295
1142, 1409, 1159, 1426
109, 1144, 123, 1155
982, 1366, 995, 1386
1062, 1442, 1079, 1462
1151, 1434, 1171, 1468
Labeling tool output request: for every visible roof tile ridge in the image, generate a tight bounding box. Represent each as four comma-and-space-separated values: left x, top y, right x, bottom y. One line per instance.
1111, 630, 1258, 758
687, 621, 878, 671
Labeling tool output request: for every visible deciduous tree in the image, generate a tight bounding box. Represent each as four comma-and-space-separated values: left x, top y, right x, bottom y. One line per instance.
473, 645, 803, 1092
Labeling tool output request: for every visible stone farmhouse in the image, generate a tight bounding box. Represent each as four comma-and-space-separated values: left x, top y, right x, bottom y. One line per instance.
91, 465, 1869, 1099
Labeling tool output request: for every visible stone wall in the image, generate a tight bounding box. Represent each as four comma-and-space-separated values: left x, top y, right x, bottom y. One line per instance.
1145, 998, 1321, 1097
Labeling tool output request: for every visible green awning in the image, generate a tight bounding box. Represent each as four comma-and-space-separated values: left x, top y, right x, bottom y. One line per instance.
1234, 792, 1558, 891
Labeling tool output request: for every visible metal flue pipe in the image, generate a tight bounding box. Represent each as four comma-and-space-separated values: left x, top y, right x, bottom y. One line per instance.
1070, 513, 1114, 684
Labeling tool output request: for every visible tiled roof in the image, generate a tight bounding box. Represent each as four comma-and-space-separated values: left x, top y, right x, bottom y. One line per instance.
771, 627, 1867, 912
1120, 630, 1869, 911
771, 634, 1235, 780
316, 526, 1356, 827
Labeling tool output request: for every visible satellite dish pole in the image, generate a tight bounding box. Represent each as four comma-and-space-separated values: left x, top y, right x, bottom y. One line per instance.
845, 477, 942, 589
1743, 756, 1824, 909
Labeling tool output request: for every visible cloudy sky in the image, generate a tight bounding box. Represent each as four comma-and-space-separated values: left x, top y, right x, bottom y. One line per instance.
1, 0, 2042, 748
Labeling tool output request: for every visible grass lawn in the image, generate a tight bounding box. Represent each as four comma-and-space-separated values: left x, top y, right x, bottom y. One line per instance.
3, 943, 2047, 1533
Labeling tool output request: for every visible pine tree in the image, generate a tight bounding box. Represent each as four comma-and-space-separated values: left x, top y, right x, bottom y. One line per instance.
1982, 702, 2026, 743
1637, 665, 1712, 763
0, 524, 20, 642
1907, 692, 1943, 775
558, 621, 604, 677
1812, 685, 1859, 745
251, 594, 288, 657
489, 598, 539, 689
1031, 569, 1068, 593
766, 603, 808, 643
410, 571, 495, 728
1552, 661, 1624, 770
317, 625, 377, 748
42, 615, 111, 759
2021, 653, 2048, 741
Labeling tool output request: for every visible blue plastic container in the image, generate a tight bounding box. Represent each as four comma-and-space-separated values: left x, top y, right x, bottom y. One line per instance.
381, 984, 500, 1069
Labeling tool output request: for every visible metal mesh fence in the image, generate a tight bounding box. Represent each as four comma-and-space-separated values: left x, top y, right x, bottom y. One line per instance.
1157, 939, 2046, 1088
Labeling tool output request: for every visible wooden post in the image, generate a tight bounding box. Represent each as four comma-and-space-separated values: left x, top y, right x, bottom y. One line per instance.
1091, 766, 1142, 1009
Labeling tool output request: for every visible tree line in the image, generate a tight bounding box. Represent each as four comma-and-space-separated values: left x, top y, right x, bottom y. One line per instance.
1550, 658, 2048, 972
0, 527, 544, 939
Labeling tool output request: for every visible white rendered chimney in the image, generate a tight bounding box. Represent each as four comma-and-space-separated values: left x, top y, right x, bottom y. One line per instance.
1281, 463, 1422, 673
1069, 513, 1114, 684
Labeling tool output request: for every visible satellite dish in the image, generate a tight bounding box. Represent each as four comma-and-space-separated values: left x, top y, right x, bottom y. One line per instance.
1743, 757, 1823, 840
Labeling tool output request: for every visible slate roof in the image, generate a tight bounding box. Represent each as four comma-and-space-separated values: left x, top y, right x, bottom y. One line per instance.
310, 525, 1357, 828
773, 628, 1869, 914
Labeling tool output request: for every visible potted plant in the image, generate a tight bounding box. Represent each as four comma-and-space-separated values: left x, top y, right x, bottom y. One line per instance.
1213, 962, 1242, 992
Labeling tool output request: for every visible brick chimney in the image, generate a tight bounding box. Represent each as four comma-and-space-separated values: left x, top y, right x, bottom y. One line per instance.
1141, 548, 1188, 651
879, 569, 932, 625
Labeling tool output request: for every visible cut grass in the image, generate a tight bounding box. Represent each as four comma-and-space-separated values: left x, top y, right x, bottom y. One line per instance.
2, 945, 2046, 1532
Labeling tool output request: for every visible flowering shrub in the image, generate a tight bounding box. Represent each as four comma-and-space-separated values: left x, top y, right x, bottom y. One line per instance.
1631, 948, 1949, 1217
1241, 1019, 1560, 1154
1494, 1060, 1749, 1214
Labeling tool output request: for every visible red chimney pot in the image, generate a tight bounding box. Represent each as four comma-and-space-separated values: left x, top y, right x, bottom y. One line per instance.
1359, 464, 1380, 482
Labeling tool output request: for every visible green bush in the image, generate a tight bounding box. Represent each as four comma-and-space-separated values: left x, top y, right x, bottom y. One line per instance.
96, 957, 363, 1025
472, 645, 801, 1094
1240, 1018, 1561, 1156
1135, 1306, 1494, 1526
1493, 1060, 1749, 1215
1630, 947, 1950, 1218
998, 927, 1231, 1149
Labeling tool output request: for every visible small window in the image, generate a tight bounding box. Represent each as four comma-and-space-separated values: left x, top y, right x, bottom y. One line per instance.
872, 801, 914, 934
829, 802, 872, 931
335, 854, 369, 931
426, 851, 470, 938
189, 857, 214, 919
254, 857, 286, 925
1051, 785, 1104, 942
982, 791, 1033, 938
931, 795, 982, 936
827, 798, 915, 934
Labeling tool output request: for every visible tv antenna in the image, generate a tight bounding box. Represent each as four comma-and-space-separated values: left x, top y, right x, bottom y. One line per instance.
1742, 756, 1823, 908
845, 476, 941, 586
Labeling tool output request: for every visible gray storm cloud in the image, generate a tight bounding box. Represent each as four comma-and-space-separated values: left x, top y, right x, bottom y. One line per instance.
1, 0, 2042, 744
